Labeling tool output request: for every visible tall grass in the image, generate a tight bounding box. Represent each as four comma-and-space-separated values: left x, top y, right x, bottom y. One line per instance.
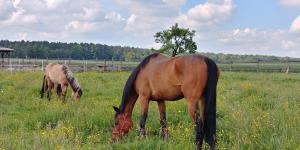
0, 71, 299, 149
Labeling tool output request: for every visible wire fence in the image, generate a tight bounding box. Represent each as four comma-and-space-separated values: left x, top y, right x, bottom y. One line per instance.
1, 58, 300, 73
0, 58, 138, 72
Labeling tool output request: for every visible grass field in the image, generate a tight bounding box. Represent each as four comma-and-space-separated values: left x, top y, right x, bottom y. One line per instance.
0, 71, 299, 149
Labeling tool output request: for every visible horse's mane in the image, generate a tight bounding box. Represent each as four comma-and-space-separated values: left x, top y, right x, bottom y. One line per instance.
119, 53, 160, 113
62, 65, 81, 93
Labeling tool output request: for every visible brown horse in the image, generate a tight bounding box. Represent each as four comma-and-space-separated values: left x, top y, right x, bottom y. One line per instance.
40, 63, 83, 102
112, 53, 219, 150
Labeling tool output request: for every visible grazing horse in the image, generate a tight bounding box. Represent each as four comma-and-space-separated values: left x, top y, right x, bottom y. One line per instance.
40, 63, 83, 102
112, 53, 219, 150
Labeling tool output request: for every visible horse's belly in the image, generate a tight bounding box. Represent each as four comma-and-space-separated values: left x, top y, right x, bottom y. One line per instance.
151, 85, 183, 101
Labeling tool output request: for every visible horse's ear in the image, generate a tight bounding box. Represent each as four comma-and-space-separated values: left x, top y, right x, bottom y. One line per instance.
113, 106, 120, 113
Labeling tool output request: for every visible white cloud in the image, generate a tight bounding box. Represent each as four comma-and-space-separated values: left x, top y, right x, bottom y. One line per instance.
0, 0, 16, 20
65, 21, 97, 33
79, 7, 102, 21
290, 16, 300, 33
196, 27, 300, 57
1, 0, 300, 57
16, 32, 28, 40
124, 14, 137, 32
281, 40, 296, 49
280, 0, 300, 7
0, 9, 38, 27
162, 0, 187, 7
0, 0, 126, 39
105, 12, 125, 22
117, 0, 185, 37
45, 0, 65, 9
176, 0, 234, 29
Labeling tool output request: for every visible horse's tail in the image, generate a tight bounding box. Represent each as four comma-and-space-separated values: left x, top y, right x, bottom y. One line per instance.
40, 75, 47, 98
203, 57, 219, 147
62, 65, 81, 94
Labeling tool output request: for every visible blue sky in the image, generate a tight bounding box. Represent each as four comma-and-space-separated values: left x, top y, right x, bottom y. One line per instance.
1, 0, 300, 57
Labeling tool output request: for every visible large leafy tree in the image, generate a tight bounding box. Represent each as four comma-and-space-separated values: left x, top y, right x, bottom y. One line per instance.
154, 23, 197, 57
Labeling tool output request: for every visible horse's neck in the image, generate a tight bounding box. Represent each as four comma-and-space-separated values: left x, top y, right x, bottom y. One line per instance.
122, 92, 138, 117
70, 78, 80, 92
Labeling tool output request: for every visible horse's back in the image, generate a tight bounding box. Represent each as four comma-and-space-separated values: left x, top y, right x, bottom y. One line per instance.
45, 63, 66, 84
136, 54, 208, 101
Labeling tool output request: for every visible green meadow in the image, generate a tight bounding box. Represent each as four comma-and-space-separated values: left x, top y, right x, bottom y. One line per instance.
0, 71, 299, 149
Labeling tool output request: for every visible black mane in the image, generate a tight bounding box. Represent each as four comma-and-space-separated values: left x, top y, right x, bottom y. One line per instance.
119, 53, 160, 113
62, 65, 81, 93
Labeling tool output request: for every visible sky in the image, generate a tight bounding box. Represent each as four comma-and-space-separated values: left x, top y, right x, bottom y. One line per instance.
1, 0, 300, 57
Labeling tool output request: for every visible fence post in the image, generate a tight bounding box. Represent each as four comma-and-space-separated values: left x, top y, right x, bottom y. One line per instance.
41, 59, 44, 71
230, 61, 233, 72
86, 60, 88, 72
119, 61, 122, 71
9, 57, 12, 74
104, 59, 106, 71
35, 57, 37, 66
83, 60, 85, 72
112, 57, 114, 71
18, 58, 21, 70
286, 66, 290, 74
286, 59, 290, 74
257, 60, 260, 72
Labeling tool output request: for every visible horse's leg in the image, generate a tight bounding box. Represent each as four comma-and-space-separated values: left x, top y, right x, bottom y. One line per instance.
47, 80, 54, 101
187, 99, 204, 150
139, 95, 150, 137
47, 89, 51, 101
157, 101, 169, 139
61, 84, 68, 103
197, 99, 206, 150
56, 84, 62, 98
53, 84, 58, 97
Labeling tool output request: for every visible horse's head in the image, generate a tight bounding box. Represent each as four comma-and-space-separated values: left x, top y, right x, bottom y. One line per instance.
111, 106, 133, 141
73, 88, 83, 101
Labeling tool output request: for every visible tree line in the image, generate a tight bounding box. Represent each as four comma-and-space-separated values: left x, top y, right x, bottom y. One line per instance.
1, 40, 299, 63
0, 40, 151, 61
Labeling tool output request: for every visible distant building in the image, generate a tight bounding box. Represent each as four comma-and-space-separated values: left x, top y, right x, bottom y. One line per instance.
0, 47, 14, 66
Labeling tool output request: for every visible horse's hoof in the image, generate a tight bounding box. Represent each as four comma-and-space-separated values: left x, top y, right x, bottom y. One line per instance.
139, 128, 146, 138
162, 128, 169, 140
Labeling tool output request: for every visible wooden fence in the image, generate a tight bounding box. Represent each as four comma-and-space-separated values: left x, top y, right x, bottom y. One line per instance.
1, 58, 300, 73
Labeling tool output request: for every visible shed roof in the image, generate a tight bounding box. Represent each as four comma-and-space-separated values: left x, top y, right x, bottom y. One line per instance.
0, 47, 14, 52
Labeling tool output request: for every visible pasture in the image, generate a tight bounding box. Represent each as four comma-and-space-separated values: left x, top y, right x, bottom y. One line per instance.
0, 71, 299, 149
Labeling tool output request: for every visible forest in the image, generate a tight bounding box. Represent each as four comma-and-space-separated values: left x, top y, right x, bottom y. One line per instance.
0, 40, 150, 61
1, 40, 299, 63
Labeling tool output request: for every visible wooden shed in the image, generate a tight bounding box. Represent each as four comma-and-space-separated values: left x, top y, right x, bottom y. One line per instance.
0, 47, 14, 66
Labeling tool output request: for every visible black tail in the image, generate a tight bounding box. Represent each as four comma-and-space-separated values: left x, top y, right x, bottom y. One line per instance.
40, 75, 47, 98
203, 57, 219, 148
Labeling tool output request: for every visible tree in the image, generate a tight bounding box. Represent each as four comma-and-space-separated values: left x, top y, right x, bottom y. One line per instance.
154, 23, 197, 57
